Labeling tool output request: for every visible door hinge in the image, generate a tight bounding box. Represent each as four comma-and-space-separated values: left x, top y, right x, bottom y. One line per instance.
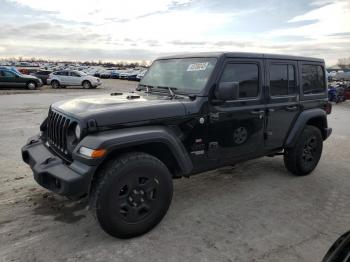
264, 131, 273, 139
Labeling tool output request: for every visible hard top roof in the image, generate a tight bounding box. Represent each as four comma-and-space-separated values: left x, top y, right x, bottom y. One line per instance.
157, 52, 324, 63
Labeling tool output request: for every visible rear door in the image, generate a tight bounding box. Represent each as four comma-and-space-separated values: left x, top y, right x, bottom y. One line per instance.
0, 70, 24, 87
59, 71, 70, 85
208, 58, 266, 164
264, 60, 300, 150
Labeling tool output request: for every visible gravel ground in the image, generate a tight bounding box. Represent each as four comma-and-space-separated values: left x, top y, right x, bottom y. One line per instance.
0, 79, 349, 262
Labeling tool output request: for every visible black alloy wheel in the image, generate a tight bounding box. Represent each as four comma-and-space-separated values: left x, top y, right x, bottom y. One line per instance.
90, 152, 173, 238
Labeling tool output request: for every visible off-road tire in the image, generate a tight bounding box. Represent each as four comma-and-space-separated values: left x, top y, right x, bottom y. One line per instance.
90, 152, 173, 238
51, 80, 60, 89
82, 80, 92, 89
26, 81, 37, 90
284, 125, 323, 176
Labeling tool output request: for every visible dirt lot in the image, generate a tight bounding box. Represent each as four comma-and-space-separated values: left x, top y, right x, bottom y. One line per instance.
0, 79, 350, 262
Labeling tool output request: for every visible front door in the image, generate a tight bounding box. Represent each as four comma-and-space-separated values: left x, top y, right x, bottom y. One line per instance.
68, 71, 82, 85
264, 60, 300, 150
208, 59, 266, 164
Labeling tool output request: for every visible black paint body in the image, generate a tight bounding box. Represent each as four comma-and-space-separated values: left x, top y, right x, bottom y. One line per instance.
22, 52, 332, 198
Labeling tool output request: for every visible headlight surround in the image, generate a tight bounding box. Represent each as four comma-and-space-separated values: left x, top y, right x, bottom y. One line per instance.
66, 122, 82, 153
75, 124, 81, 140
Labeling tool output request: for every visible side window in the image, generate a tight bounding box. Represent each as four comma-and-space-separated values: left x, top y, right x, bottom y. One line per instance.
0, 70, 3, 77
220, 63, 259, 98
269, 64, 295, 96
70, 71, 80, 77
302, 64, 325, 94
2, 70, 15, 77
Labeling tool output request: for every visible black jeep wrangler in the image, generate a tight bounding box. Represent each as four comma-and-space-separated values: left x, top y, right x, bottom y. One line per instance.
22, 52, 332, 238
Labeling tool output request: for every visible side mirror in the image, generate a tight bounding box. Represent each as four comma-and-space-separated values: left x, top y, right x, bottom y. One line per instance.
215, 81, 239, 101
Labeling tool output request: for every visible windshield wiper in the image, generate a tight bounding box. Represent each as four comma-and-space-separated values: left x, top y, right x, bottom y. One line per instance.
138, 84, 154, 93
156, 86, 177, 98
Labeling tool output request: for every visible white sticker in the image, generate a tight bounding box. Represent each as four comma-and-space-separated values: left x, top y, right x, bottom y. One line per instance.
187, 62, 209, 72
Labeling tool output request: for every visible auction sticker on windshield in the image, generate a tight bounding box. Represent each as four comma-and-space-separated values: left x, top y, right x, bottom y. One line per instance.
187, 62, 209, 71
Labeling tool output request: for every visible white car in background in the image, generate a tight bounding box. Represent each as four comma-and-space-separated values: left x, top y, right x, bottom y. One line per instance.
136, 69, 148, 81
47, 70, 102, 89
333, 71, 350, 81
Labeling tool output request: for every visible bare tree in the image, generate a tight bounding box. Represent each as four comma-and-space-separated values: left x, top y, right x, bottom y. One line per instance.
337, 58, 350, 69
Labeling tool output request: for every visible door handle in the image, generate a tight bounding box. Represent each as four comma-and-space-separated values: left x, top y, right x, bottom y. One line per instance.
286, 106, 298, 111
250, 110, 265, 115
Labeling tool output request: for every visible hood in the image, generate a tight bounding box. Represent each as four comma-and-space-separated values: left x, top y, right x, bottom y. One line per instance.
51, 92, 188, 127
23, 74, 40, 80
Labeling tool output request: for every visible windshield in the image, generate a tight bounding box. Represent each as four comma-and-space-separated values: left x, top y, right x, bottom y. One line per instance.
78, 71, 87, 76
140, 57, 217, 94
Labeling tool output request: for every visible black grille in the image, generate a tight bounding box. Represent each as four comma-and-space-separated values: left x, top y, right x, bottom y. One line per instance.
47, 110, 71, 156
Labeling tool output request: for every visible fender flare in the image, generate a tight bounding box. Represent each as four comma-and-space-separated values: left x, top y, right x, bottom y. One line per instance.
284, 108, 328, 148
73, 126, 193, 175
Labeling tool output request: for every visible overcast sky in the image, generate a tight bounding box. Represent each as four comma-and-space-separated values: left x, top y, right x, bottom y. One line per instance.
0, 0, 349, 65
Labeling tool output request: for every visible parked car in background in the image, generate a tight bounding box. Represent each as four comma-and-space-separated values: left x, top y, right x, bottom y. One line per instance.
47, 70, 101, 89
110, 70, 121, 79
18, 68, 39, 75
100, 68, 117, 79
119, 69, 138, 80
333, 71, 350, 81
126, 70, 142, 81
136, 69, 147, 81
0, 67, 42, 89
30, 70, 52, 85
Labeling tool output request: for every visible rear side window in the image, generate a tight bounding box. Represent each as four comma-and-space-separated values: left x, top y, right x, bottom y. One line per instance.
54, 71, 68, 76
1, 70, 15, 77
38, 71, 51, 75
269, 64, 295, 96
70, 71, 80, 77
302, 65, 325, 94
220, 63, 259, 98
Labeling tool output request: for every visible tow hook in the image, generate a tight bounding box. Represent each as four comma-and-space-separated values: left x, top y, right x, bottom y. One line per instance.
42, 157, 54, 165
28, 139, 38, 145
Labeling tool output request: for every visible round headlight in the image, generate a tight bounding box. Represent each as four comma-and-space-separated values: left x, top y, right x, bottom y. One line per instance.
75, 124, 81, 140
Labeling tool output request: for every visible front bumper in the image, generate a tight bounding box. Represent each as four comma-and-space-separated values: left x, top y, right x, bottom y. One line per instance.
21, 135, 95, 198
324, 127, 332, 140
93, 81, 102, 87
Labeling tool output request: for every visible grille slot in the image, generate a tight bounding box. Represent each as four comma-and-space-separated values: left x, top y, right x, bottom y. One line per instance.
47, 110, 71, 156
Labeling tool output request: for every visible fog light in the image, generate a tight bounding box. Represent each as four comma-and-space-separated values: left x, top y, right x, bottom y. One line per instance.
79, 147, 106, 158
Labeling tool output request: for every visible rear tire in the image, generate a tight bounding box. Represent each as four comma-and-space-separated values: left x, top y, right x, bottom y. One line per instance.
26, 81, 37, 90
284, 125, 323, 176
51, 80, 60, 89
90, 152, 173, 238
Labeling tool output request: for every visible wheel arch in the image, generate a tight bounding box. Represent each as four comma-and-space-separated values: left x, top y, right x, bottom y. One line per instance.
75, 126, 193, 195
51, 79, 60, 85
26, 80, 37, 86
284, 108, 329, 148
82, 79, 91, 86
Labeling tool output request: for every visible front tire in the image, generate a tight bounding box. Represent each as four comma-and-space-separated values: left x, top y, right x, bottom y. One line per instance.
90, 152, 173, 238
284, 125, 323, 176
26, 81, 37, 90
82, 80, 92, 89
